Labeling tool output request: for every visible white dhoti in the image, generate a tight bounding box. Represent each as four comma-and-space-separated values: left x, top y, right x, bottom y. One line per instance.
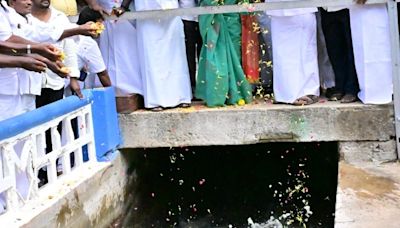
0, 94, 35, 122
350, 5, 393, 104
98, 20, 142, 96
270, 13, 320, 103
135, 1, 192, 108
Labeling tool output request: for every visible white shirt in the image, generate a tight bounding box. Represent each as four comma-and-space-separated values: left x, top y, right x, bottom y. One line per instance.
266, 0, 317, 16
74, 36, 106, 89
76, 35, 106, 74
179, 0, 198, 22
30, 7, 79, 90
9, 9, 63, 43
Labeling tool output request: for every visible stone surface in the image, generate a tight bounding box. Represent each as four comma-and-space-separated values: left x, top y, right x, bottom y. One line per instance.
335, 161, 400, 228
119, 102, 395, 148
339, 141, 398, 163
0, 151, 136, 228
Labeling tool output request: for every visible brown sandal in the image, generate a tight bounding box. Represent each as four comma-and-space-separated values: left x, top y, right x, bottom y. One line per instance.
293, 95, 319, 106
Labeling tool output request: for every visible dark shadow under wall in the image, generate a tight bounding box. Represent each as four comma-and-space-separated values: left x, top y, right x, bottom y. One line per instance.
115, 142, 339, 228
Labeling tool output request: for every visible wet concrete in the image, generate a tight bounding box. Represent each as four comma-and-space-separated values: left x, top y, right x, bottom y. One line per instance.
335, 161, 400, 228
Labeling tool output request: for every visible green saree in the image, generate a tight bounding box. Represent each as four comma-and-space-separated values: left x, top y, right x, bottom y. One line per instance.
196, 0, 253, 107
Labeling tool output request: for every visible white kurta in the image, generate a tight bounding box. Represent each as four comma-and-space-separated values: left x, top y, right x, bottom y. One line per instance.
267, 5, 320, 103
135, 0, 192, 108
349, 4, 393, 104
97, 0, 142, 96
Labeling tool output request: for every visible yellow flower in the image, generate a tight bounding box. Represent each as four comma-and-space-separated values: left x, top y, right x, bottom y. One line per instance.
237, 99, 245, 106
60, 67, 70, 74
91, 22, 105, 35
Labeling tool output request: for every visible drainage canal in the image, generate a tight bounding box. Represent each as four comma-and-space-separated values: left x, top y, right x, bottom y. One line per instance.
115, 142, 338, 227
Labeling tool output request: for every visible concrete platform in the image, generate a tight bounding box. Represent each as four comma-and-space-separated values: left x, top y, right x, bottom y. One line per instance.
119, 101, 395, 148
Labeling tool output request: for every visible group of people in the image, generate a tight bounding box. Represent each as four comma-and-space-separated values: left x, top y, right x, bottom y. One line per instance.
0, 0, 395, 120
0, 0, 112, 122
90, 0, 393, 109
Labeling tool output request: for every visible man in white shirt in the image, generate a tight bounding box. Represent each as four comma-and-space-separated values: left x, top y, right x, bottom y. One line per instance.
30, 0, 81, 103
0, 0, 64, 122
75, 6, 111, 89
320, 7, 359, 103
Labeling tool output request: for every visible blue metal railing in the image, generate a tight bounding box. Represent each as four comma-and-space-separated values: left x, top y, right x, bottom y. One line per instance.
0, 87, 120, 161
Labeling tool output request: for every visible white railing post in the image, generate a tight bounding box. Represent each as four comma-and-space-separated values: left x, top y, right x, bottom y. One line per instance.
85, 107, 97, 163
387, 0, 400, 159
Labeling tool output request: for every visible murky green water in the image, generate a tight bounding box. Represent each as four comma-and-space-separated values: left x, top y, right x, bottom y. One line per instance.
114, 143, 338, 228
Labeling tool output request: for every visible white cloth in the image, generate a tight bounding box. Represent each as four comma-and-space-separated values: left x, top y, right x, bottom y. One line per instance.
349, 4, 393, 104
0, 2, 12, 41
179, 0, 198, 22
271, 13, 320, 103
323, 6, 348, 12
76, 35, 106, 88
0, 94, 35, 121
98, 20, 142, 95
97, 0, 142, 95
266, 0, 317, 17
135, 0, 192, 108
97, 0, 122, 15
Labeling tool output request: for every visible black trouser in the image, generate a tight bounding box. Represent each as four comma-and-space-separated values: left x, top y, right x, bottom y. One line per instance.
36, 87, 64, 153
183, 20, 202, 90
320, 8, 359, 95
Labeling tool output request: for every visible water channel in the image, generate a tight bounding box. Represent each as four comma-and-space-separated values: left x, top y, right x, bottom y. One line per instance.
114, 142, 338, 228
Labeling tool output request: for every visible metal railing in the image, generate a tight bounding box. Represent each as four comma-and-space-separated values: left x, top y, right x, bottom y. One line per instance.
109, 0, 400, 159
0, 91, 96, 215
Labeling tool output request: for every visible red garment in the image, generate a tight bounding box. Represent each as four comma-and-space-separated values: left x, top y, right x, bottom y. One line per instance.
241, 14, 260, 84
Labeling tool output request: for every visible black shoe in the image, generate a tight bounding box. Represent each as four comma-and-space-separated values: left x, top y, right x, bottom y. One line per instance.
341, 94, 358, 103
328, 92, 344, 101
325, 87, 335, 98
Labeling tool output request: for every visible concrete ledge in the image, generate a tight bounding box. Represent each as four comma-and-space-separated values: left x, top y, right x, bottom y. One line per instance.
119, 102, 395, 148
339, 141, 398, 163
0, 151, 135, 228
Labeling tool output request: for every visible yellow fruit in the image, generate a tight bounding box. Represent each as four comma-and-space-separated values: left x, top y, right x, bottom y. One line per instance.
59, 51, 65, 61
237, 99, 245, 106
91, 22, 105, 35
60, 67, 70, 74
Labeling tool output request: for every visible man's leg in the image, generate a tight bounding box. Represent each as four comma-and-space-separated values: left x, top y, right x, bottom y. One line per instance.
341, 11, 359, 97
183, 20, 198, 91
321, 9, 348, 98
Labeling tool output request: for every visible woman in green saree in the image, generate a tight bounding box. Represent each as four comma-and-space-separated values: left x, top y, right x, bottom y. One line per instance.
196, 0, 253, 107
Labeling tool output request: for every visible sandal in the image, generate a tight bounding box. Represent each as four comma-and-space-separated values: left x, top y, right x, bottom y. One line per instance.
178, 103, 191, 108
292, 95, 319, 106
149, 107, 164, 112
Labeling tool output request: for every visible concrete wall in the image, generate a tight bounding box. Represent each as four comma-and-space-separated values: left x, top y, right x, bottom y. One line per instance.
15, 151, 135, 228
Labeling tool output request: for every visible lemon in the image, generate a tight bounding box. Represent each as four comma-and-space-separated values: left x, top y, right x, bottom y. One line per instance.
237, 99, 245, 106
